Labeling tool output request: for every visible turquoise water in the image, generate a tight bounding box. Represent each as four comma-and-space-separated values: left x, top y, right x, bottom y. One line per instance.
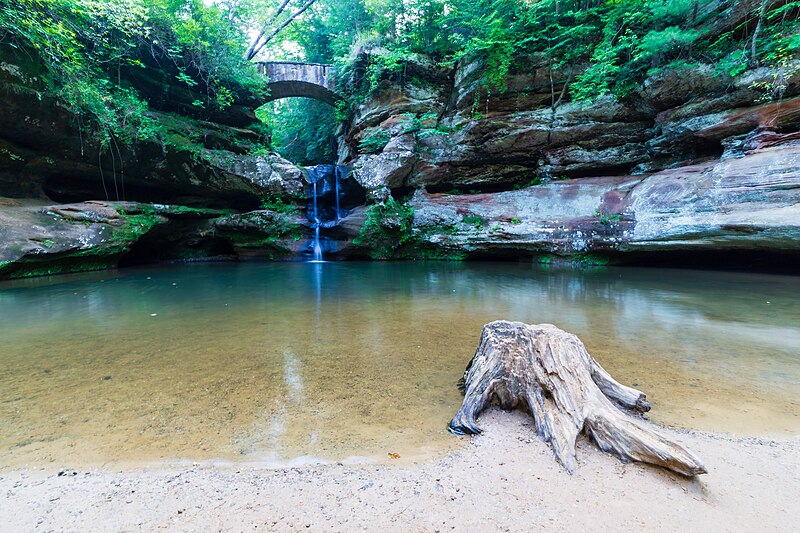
1, 262, 798, 468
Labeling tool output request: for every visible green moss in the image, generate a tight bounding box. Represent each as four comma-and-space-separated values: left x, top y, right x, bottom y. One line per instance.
509, 218, 522, 224
572, 253, 611, 266
0, 255, 119, 280
358, 130, 391, 154
259, 194, 302, 215
16, 264, 64, 278
594, 211, 622, 225
531, 253, 612, 267
107, 214, 162, 251
462, 215, 488, 229
427, 224, 459, 235
216, 209, 304, 259
353, 202, 470, 261
170, 205, 203, 215
513, 177, 543, 189
353, 199, 416, 259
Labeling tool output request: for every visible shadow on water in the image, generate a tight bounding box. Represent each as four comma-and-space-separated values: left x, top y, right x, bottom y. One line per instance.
0, 261, 798, 468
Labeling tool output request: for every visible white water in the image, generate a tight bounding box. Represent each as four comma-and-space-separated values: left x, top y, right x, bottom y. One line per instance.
334, 167, 341, 222
311, 180, 323, 262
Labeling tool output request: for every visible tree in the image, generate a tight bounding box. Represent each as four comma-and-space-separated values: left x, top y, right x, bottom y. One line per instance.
245, 0, 320, 60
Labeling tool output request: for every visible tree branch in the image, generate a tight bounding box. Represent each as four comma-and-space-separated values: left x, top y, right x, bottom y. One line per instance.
247, 0, 317, 61
246, 0, 293, 60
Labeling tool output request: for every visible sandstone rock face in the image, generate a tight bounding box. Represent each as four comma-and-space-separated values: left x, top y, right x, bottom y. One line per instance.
200, 151, 306, 201
339, 48, 800, 262
0, 200, 168, 279
343, 44, 800, 187
213, 209, 306, 260
408, 139, 800, 260
0, 54, 306, 210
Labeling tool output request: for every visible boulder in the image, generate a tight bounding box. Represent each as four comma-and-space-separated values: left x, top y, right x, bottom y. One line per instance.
0, 200, 165, 278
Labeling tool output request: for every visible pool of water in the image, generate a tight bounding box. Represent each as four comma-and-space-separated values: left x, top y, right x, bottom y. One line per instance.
1, 262, 799, 468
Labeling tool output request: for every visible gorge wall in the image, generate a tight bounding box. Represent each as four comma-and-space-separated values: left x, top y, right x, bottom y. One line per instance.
342, 48, 800, 265
1, 28, 799, 278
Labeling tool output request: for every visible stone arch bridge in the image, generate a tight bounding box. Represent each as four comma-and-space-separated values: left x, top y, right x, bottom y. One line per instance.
256, 62, 342, 105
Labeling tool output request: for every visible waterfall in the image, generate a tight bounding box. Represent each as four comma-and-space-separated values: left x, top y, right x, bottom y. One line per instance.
304, 164, 357, 262
334, 166, 341, 221
311, 179, 323, 262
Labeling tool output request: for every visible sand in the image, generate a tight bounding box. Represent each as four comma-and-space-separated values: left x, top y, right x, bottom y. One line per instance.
1, 409, 799, 532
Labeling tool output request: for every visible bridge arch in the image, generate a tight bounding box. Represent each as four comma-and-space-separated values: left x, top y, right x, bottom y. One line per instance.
256, 62, 343, 105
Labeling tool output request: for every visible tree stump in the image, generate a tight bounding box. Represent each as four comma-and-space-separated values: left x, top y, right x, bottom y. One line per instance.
449, 321, 706, 476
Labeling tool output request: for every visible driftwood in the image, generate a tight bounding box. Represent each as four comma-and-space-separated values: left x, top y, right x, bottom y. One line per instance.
449, 321, 706, 476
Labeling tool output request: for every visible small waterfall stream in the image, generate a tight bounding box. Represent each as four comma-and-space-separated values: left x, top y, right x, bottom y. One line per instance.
311, 180, 323, 262
306, 165, 354, 262
334, 166, 341, 221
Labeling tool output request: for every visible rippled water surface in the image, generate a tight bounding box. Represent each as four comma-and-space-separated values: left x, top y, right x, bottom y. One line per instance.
1, 262, 799, 468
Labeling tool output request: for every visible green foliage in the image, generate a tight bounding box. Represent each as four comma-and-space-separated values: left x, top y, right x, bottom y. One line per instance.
462, 214, 488, 229
358, 130, 391, 154
0, 0, 263, 147
715, 50, 749, 78
260, 98, 339, 165
259, 194, 300, 215
366, 50, 407, 93
353, 198, 416, 259
595, 211, 622, 225
334, 99, 351, 121
513, 177, 542, 189
509, 217, 521, 224
278, 0, 798, 108
750, 27, 800, 102
352, 200, 467, 260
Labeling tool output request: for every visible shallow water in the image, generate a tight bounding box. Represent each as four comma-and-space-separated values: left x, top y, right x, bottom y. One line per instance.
1, 262, 798, 468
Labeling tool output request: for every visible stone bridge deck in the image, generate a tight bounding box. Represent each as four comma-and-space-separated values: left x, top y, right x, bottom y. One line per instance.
256, 61, 340, 105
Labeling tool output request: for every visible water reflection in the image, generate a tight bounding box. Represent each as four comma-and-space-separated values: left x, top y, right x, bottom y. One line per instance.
0, 262, 798, 468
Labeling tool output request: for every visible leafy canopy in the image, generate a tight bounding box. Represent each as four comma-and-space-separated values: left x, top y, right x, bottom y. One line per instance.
0, 0, 264, 146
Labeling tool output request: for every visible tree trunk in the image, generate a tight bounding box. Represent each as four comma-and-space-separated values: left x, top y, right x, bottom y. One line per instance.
449, 321, 707, 476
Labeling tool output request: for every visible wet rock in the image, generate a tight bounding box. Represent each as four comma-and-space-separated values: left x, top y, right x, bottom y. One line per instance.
622, 141, 800, 252
200, 151, 306, 200
352, 152, 416, 202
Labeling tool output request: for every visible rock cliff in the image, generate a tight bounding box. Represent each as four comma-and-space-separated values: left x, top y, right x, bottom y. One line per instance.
342, 48, 800, 264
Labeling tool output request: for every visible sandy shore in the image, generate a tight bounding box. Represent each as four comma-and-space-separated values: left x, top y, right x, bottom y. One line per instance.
1, 409, 798, 532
